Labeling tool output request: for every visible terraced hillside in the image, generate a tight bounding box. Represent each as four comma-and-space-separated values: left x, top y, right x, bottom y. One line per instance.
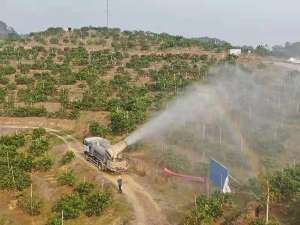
0, 27, 232, 137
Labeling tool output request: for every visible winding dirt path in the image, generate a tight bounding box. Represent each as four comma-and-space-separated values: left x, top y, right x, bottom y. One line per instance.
0, 125, 169, 225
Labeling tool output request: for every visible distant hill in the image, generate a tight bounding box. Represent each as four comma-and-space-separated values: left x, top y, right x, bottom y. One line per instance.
0, 21, 17, 36
193, 37, 229, 45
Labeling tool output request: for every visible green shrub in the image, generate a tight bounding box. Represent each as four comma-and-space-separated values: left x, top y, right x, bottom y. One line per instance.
269, 163, 300, 202
0, 166, 31, 190
46, 216, 62, 225
182, 191, 231, 225
248, 219, 280, 225
0, 88, 6, 102
159, 149, 191, 173
33, 156, 53, 171
15, 75, 34, 85
29, 138, 49, 156
84, 191, 112, 216
13, 153, 33, 172
60, 151, 75, 165
74, 182, 95, 196
53, 192, 84, 219
89, 121, 107, 137
68, 109, 80, 120
57, 169, 76, 186
0, 133, 25, 147
17, 193, 43, 216
12, 106, 47, 117
32, 128, 46, 140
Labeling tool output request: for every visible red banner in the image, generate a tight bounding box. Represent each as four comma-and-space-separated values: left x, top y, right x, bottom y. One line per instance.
163, 168, 207, 183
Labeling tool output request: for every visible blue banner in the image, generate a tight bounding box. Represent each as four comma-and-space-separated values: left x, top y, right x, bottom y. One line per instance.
209, 159, 228, 189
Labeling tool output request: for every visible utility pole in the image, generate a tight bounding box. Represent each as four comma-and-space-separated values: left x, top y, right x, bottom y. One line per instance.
61, 210, 64, 225
219, 126, 222, 145
266, 181, 270, 224
30, 184, 33, 215
106, 0, 109, 27
202, 124, 206, 140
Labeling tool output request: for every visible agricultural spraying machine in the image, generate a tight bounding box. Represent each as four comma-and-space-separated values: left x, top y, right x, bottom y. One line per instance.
83, 137, 129, 173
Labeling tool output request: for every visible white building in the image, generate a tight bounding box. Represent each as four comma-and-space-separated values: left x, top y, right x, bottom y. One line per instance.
229, 49, 242, 56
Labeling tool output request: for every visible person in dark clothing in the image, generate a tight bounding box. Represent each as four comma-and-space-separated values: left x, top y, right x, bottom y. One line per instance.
255, 205, 261, 217
117, 176, 123, 193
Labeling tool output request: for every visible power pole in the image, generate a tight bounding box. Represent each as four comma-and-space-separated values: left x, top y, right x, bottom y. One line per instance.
30, 184, 33, 215
61, 210, 64, 225
266, 181, 270, 224
106, 0, 109, 27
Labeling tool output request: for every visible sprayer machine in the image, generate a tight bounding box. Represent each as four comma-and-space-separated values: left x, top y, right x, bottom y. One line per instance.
83, 137, 129, 173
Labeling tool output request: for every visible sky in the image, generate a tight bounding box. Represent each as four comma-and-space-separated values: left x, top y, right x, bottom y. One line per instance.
1, 0, 300, 46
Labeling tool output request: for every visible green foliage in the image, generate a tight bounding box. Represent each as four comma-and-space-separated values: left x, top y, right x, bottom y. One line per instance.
57, 169, 76, 186
29, 138, 49, 156
32, 127, 46, 140
248, 219, 280, 225
89, 121, 107, 137
33, 155, 53, 171
183, 192, 231, 225
68, 108, 80, 120
110, 108, 135, 133
0, 65, 16, 75
159, 149, 191, 173
46, 216, 62, 225
74, 182, 95, 196
11, 106, 47, 117
18, 79, 56, 103
53, 192, 84, 219
0, 133, 31, 191
0, 165, 31, 190
60, 151, 75, 165
0, 133, 25, 147
0, 88, 6, 102
58, 88, 69, 109
0, 27, 227, 134
15, 74, 34, 85
13, 153, 33, 172
269, 164, 300, 202
17, 193, 43, 216
255, 45, 271, 56
84, 191, 112, 216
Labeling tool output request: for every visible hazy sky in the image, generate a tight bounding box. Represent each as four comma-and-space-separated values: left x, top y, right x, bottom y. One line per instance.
1, 0, 300, 46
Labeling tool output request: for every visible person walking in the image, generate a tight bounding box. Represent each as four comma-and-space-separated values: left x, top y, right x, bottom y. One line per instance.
117, 176, 123, 193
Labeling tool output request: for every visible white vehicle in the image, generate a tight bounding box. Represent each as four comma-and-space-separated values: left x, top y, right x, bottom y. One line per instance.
287, 57, 300, 64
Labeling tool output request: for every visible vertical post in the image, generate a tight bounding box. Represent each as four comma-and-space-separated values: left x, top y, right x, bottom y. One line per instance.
202, 124, 206, 140
219, 127, 222, 145
221, 174, 223, 193
273, 127, 278, 140
106, 0, 109, 27
61, 210, 64, 225
240, 135, 243, 152
206, 169, 210, 197
30, 184, 33, 215
266, 181, 270, 224
6, 151, 10, 170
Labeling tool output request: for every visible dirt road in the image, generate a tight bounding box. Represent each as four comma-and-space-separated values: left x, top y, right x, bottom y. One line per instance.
0, 125, 169, 225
